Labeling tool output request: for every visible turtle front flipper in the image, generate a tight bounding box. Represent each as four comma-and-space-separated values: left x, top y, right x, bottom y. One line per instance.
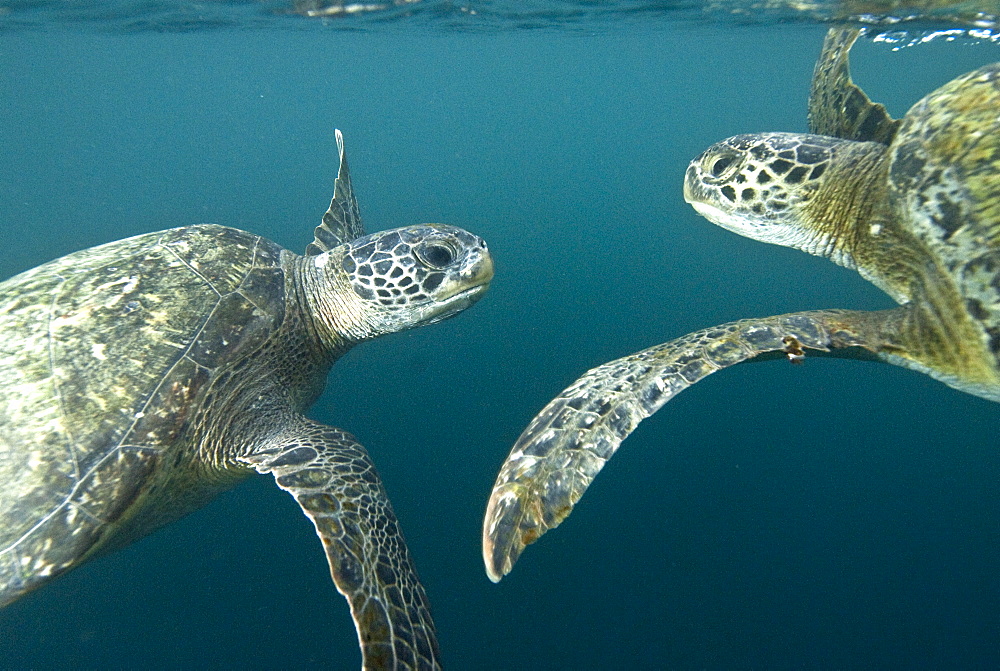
482, 307, 906, 582
305, 129, 366, 255
242, 421, 440, 670
808, 26, 900, 144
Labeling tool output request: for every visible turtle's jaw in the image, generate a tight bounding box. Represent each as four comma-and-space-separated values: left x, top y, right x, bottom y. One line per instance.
422, 254, 494, 325
685, 197, 726, 228
683, 166, 769, 239
424, 284, 490, 325
687, 193, 824, 257
436, 250, 494, 301
682, 154, 750, 233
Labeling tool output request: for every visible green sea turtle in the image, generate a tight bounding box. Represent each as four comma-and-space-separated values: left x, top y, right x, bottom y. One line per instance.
0, 129, 494, 669
482, 27, 1000, 582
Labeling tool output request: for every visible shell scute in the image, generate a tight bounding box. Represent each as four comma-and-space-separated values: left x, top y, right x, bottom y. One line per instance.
0, 224, 286, 603
891, 63, 1000, 253
884, 63, 1000, 377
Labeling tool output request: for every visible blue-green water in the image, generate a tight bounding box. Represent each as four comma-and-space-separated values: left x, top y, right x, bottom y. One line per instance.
1, 14, 999, 669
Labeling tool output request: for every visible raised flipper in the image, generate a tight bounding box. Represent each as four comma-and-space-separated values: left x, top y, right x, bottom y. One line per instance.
242, 421, 440, 670
305, 129, 366, 255
482, 308, 907, 582
808, 26, 900, 145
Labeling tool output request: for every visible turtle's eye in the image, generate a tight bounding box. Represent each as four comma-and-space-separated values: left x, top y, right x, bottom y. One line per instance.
416, 242, 456, 270
702, 149, 742, 181
711, 156, 734, 176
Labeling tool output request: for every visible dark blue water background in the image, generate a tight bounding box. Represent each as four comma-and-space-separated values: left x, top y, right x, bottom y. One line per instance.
1, 17, 998, 668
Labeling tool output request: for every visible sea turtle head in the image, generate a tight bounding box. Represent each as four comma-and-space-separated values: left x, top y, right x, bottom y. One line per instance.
683, 132, 884, 268
315, 224, 493, 340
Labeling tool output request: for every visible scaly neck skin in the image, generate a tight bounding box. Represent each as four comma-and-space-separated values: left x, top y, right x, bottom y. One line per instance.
204, 250, 383, 470
292, 248, 382, 361
801, 142, 894, 273
804, 142, 938, 309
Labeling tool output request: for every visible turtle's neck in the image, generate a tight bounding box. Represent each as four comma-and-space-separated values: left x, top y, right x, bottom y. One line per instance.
801, 141, 894, 275
290, 248, 381, 362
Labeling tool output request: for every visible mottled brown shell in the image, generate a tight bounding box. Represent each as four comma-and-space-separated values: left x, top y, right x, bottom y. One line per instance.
0, 225, 286, 602
888, 64, 1000, 371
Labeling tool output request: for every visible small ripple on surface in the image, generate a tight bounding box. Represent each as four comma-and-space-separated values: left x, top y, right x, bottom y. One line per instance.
0, 0, 998, 33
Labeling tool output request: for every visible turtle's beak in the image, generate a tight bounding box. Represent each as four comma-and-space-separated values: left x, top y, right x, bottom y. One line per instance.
682, 159, 709, 207
427, 244, 493, 324
438, 247, 494, 299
